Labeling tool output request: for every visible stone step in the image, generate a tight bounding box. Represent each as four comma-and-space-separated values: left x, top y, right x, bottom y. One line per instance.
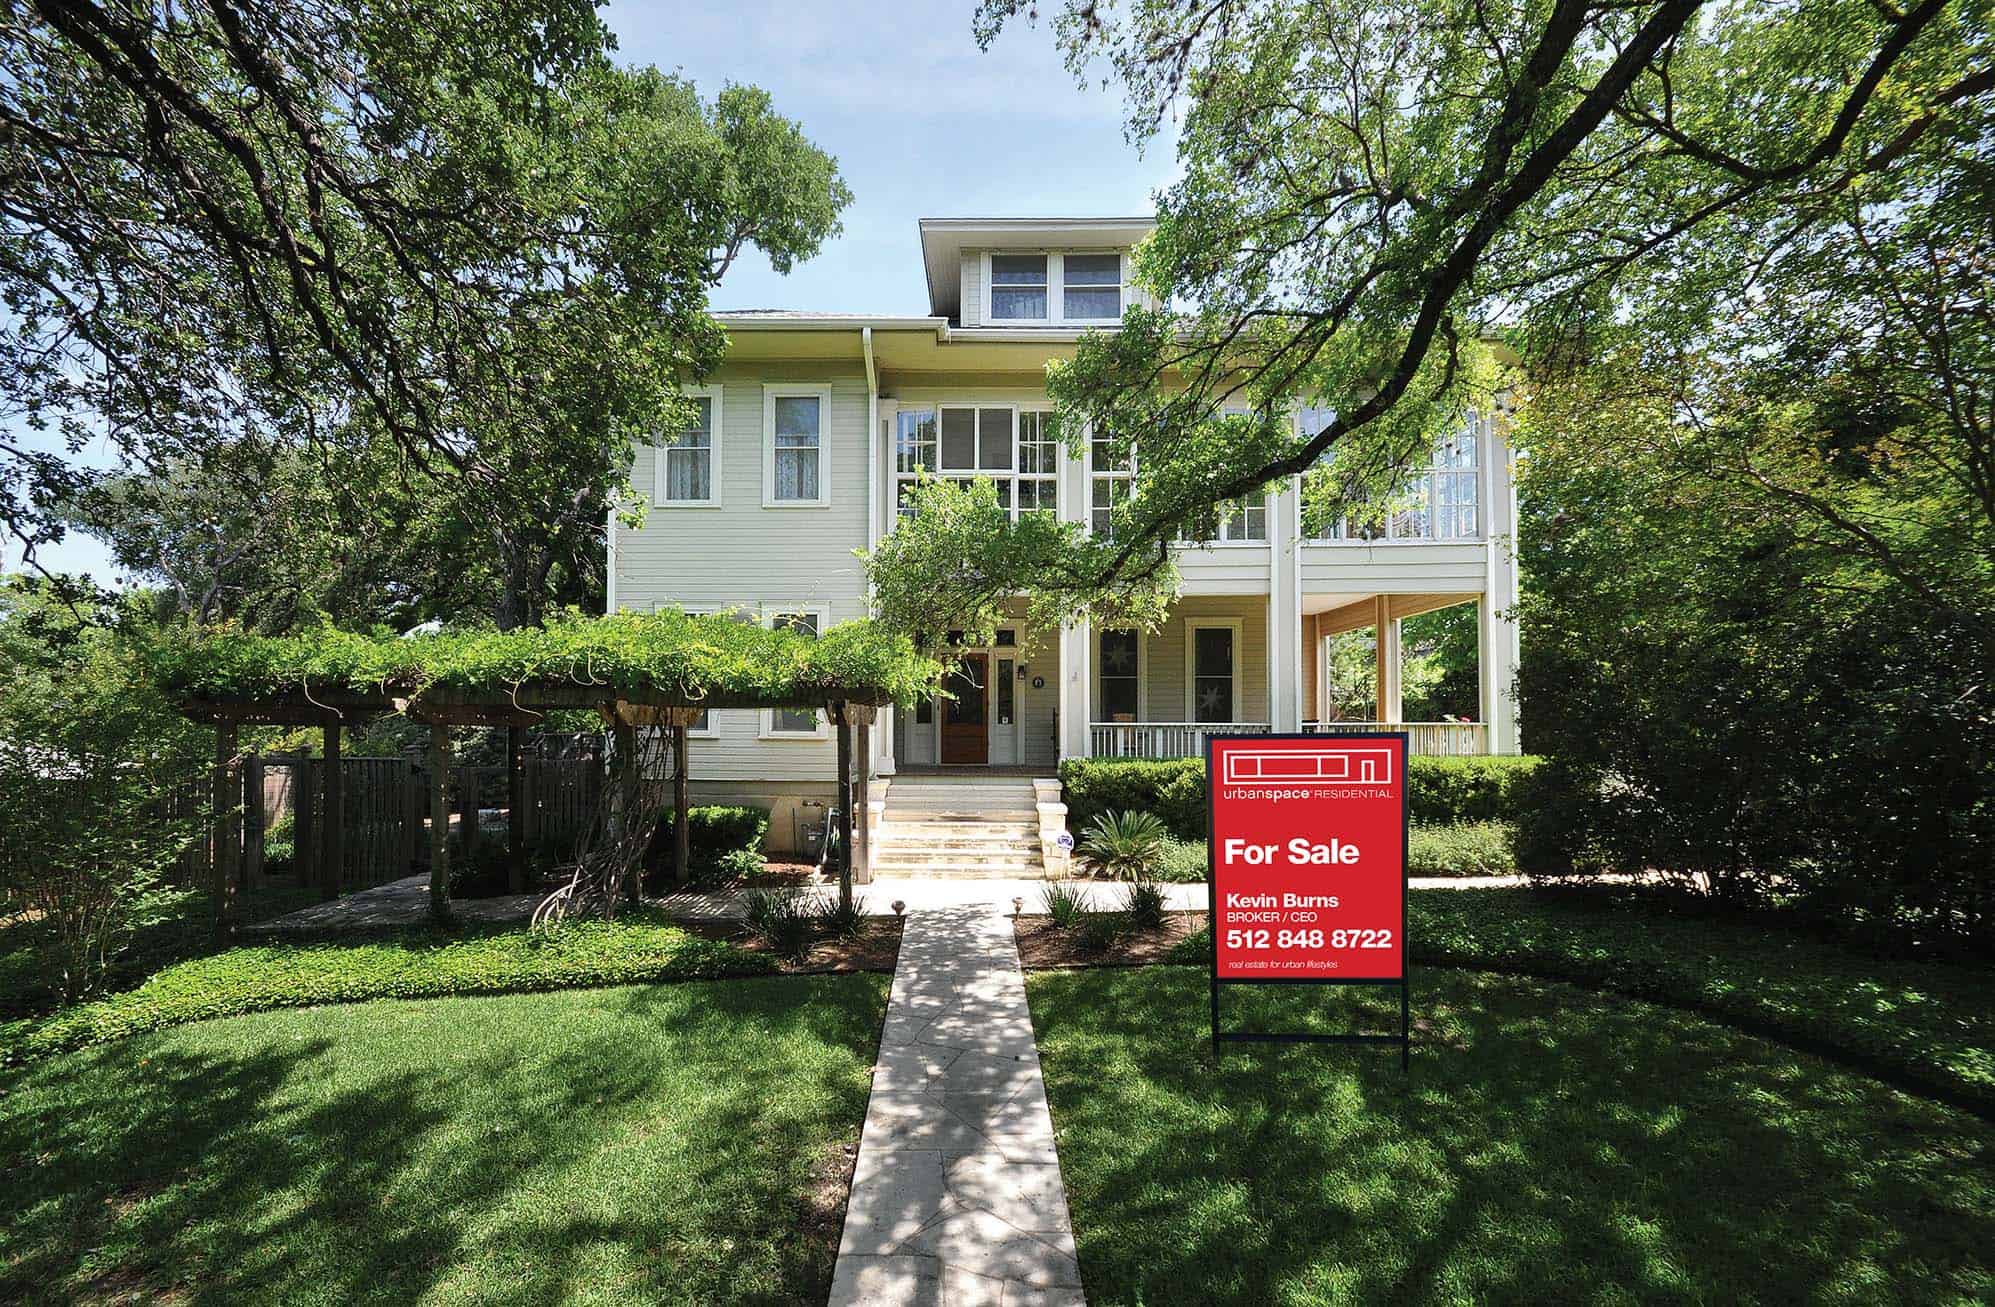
870, 862, 1049, 879
877, 825, 1042, 844
885, 790, 1038, 806
875, 851, 1047, 871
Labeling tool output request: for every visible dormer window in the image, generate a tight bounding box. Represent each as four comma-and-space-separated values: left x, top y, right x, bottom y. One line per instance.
990, 255, 1048, 320
986, 251, 1129, 325
1063, 254, 1123, 320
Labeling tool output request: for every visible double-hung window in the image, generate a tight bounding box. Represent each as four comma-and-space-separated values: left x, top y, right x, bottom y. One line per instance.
896, 406, 1031, 518
1062, 253, 1123, 320
656, 387, 721, 506
989, 255, 1048, 321
1016, 411, 1059, 515
763, 386, 830, 507
1090, 430, 1135, 537
762, 607, 829, 737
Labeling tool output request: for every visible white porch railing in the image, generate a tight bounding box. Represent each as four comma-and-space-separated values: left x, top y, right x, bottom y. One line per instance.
1304, 720, 1489, 756
1089, 722, 1272, 759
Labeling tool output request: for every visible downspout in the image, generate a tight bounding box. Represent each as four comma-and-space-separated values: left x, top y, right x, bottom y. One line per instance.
864, 327, 878, 568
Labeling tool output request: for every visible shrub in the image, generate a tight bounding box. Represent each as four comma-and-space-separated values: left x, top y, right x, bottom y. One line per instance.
643, 805, 769, 890
1077, 809, 1168, 880
1123, 880, 1168, 930
1058, 758, 1207, 839
1076, 912, 1128, 954
741, 888, 813, 960
1156, 838, 1208, 884
812, 892, 868, 941
1407, 756, 1542, 825
1060, 755, 1541, 838
1041, 882, 1092, 929
1407, 822, 1518, 877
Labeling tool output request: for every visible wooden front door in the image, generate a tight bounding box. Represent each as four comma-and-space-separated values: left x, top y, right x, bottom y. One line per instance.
940, 654, 989, 765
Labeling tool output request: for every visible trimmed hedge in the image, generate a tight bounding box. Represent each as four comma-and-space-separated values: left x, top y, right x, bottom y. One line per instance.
1407, 821, 1519, 876
1060, 754, 1542, 838
643, 804, 769, 878
0, 911, 772, 1066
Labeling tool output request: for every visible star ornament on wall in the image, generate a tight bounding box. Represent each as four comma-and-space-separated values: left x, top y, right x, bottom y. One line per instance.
1102, 646, 1135, 673
1198, 684, 1228, 715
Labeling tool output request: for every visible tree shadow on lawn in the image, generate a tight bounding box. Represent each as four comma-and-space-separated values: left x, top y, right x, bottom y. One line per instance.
0, 973, 887, 1306
1028, 968, 1993, 1306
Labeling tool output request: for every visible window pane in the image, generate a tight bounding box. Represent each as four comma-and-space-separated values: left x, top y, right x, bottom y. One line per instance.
940, 408, 977, 470
674, 396, 712, 445
897, 409, 937, 472
1099, 629, 1140, 721
1193, 627, 1235, 723
1064, 253, 1120, 285
991, 254, 1047, 285
1063, 287, 1120, 319
774, 396, 819, 443
1195, 627, 1233, 676
996, 658, 1015, 725
978, 409, 1013, 470
1018, 478, 1055, 513
770, 610, 820, 730
991, 287, 1047, 319
667, 447, 710, 501
774, 448, 818, 500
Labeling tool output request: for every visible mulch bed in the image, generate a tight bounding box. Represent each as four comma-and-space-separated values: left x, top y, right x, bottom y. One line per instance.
1014, 910, 1209, 969
681, 913, 905, 974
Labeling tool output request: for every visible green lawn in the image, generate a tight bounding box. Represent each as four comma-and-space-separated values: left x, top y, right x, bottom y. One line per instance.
1165, 885, 1993, 1112
1027, 967, 1993, 1306
0, 973, 889, 1306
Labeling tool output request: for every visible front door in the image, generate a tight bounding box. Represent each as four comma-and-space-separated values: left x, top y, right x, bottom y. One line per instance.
941, 653, 989, 765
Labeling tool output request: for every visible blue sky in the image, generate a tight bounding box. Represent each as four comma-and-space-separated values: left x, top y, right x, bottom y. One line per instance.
7, 0, 1172, 582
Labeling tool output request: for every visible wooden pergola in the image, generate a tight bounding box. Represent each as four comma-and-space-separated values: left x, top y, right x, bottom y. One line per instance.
185, 681, 886, 937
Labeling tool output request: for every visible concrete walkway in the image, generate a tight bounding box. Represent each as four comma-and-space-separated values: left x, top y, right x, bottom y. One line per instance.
829, 905, 1085, 1306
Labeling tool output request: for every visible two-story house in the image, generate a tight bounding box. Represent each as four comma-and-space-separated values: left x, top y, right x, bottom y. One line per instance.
608, 217, 1521, 863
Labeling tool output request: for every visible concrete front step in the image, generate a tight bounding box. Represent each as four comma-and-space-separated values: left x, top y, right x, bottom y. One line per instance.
870, 864, 1051, 879
876, 851, 1044, 869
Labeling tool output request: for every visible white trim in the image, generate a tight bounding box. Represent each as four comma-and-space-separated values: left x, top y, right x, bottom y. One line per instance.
761, 384, 833, 508
1091, 624, 1148, 723
759, 603, 833, 738
983, 250, 1129, 327
654, 385, 723, 509
1184, 617, 1246, 723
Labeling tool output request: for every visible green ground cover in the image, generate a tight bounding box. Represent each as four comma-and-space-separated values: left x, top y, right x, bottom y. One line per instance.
2, 910, 772, 1065
1163, 884, 1992, 1113
1027, 967, 1993, 1305
0, 973, 888, 1306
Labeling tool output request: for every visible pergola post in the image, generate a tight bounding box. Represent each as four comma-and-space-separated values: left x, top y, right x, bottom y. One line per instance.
832, 701, 854, 914
506, 725, 526, 893
673, 719, 690, 887
212, 722, 239, 939
241, 752, 264, 888
611, 711, 639, 903
322, 722, 343, 900
427, 723, 453, 922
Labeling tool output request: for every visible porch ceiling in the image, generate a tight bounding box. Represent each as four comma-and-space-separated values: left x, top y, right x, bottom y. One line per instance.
1310, 592, 1479, 634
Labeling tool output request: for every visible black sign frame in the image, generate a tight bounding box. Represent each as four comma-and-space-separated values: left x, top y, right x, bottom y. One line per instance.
1205, 731, 1411, 1069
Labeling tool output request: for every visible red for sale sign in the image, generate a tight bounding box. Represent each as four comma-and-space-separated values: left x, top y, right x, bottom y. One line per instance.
1207, 734, 1408, 982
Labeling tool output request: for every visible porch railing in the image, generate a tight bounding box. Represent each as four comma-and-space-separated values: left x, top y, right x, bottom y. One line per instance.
1304, 720, 1489, 756
1089, 721, 1272, 760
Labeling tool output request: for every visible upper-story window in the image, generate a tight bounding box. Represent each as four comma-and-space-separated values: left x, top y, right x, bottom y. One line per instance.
894, 405, 1058, 521
988, 252, 1127, 325
763, 386, 831, 507
656, 387, 721, 506
1089, 429, 1134, 537
1310, 416, 1481, 541
990, 255, 1049, 320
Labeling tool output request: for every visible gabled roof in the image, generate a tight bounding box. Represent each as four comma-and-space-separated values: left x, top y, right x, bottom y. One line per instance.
919, 216, 1156, 320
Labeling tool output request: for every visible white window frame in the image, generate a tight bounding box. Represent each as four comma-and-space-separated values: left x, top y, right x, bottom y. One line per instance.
759, 603, 832, 739
984, 251, 1129, 326
1093, 626, 1149, 724
1306, 412, 1483, 544
654, 385, 723, 508
1089, 428, 1135, 538
892, 402, 1064, 524
1184, 618, 1245, 723
761, 384, 833, 508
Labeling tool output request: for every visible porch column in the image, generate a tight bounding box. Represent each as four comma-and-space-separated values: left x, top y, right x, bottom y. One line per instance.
1060, 621, 1092, 760
1373, 596, 1402, 724
1488, 411, 1523, 753
1269, 478, 1304, 731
